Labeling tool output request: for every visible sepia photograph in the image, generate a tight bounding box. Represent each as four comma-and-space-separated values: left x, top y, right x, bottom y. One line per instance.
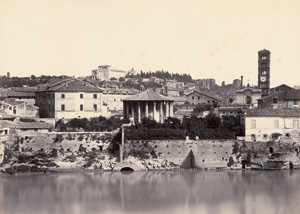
0, 0, 300, 213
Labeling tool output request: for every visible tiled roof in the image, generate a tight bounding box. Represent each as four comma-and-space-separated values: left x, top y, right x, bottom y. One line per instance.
286, 90, 300, 100
186, 90, 223, 101
0, 120, 15, 129
245, 109, 300, 117
144, 82, 163, 88
258, 49, 270, 53
0, 88, 35, 98
11, 87, 38, 92
4, 99, 25, 106
101, 88, 139, 95
37, 78, 103, 93
123, 90, 174, 101
16, 122, 52, 129
169, 96, 187, 102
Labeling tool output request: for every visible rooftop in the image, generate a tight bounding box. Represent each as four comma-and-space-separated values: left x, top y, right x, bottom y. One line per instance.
258, 49, 271, 53
286, 90, 300, 100
245, 109, 300, 117
37, 78, 103, 93
187, 90, 223, 101
123, 90, 174, 101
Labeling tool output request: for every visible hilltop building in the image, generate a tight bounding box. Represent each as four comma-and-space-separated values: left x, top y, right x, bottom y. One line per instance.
91, 65, 127, 81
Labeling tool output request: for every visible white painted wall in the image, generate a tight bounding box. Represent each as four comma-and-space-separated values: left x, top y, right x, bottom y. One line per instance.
245, 116, 300, 142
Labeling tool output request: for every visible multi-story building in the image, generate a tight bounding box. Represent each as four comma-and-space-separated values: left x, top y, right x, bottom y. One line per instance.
258, 90, 300, 109
195, 79, 216, 90
0, 99, 39, 118
101, 88, 139, 112
244, 109, 300, 142
186, 90, 222, 106
35, 78, 106, 119
234, 84, 261, 107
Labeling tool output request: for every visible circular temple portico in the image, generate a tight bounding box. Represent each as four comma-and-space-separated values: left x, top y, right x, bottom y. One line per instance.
123, 90, 174, 124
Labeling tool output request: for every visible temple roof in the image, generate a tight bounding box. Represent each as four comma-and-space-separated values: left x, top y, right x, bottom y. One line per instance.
123, 90, 174, 101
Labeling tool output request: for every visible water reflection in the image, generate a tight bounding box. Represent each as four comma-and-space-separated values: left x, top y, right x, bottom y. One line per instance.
1, 170, 300, 214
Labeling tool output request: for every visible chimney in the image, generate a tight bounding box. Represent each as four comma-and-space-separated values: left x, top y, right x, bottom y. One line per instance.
241, 76, 243, 89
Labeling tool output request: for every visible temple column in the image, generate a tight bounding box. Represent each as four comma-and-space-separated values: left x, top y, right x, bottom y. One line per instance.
145, 101, 148, 118
138, 102, 141, 123
153, 101, 156, 121
160, 101, 163, 123
166, 102, 169, 118
123, 102, 126, 118
131, 102, 135, 118
170, 102, 174, 117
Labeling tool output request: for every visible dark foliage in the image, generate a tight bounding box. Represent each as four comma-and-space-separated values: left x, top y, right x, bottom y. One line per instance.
55, 116, 130, 132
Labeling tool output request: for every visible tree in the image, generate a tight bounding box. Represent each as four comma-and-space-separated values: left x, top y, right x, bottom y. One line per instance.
119, 77, 125, 82
204, 114, 221, 129
30, 75, 36, 80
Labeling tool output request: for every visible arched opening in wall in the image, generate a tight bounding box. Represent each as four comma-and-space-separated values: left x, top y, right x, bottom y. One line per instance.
246, 96, 252, 105
180, 150, 196, 169
99, 146, 103, 152
269, 147, 274, 154
295, 148, 299, 156
120, 167, 134, 172
289, 162, 294, 170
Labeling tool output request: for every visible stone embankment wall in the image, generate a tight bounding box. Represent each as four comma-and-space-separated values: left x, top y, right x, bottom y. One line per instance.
9, 130, 119, 154
125, 139, 236, 168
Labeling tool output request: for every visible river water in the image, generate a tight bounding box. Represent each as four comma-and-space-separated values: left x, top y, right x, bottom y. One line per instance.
0, 170, 299, 214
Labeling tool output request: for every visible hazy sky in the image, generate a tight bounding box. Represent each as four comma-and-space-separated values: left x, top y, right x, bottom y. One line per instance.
1, 0, 300, 87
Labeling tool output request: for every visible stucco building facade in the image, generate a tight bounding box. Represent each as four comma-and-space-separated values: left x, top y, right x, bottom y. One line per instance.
35, 78, 106, 119
245, 109, 300, 142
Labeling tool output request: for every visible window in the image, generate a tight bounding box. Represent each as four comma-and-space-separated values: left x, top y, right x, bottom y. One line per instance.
80, 104, 83, 111
61, 104, 65, 111
293, 100, 299, 105
263, 134, 268, 139
80, 94, 83, 99
251, 120, 256, 129
192, 96, 194, 100
272, 97, 278, 104
274, 120, 279, 128
93, 104, 97, 111
114, 98, 116, 102
9, 107, 12, 110
93, 94, 97, 99
198, 96, 200, 99
251, 134, 256, 141
61, 94, 65, 98
293, 119, 299, 129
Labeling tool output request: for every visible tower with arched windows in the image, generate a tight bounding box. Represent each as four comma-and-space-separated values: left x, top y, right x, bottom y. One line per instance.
258, 49, 271, 97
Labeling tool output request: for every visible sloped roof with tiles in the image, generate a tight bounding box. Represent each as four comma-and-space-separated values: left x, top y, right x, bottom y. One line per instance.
37, 78, 103, 93
123, 90, 173, 101
286, 90, 300, 100
186, 90, 223, 101
16, 122, 52, 129
245, 109, 300, 117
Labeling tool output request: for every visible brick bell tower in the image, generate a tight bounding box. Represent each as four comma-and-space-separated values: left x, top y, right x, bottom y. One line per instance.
258, 49, 271, 97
